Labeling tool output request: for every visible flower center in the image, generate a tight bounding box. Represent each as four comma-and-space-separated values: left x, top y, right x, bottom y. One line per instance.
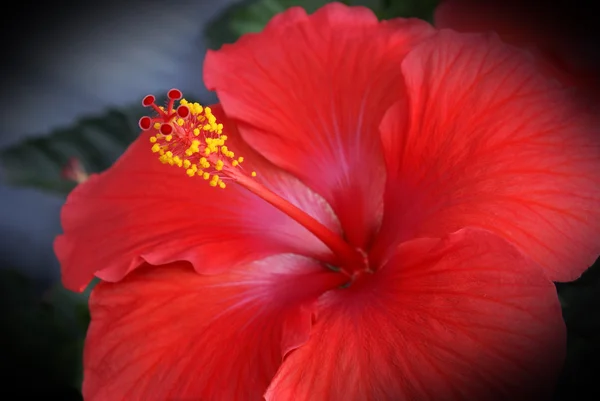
139, 89, 369, 281
138, 89, 248, 188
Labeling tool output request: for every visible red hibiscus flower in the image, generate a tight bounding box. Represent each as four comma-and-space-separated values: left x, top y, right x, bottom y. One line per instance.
55, 3, 600, 400
434, 0, 600, 99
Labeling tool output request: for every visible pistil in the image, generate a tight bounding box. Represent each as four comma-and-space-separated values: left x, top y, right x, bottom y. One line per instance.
138, 89, 368, 274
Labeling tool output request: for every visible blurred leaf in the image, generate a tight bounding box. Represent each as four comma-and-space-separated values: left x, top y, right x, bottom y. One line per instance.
0, 95, 207, 195
45, 277, 98, 329
0, 269, 90, 398
379, 0, 439, 21
0, 104, 148, 195
205, 0, 440, 50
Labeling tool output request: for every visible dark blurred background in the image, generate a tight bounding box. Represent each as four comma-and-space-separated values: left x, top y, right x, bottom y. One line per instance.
0, 0, 598, 399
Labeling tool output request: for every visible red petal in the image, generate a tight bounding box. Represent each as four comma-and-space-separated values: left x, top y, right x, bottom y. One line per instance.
83, 256, 346, 401
375, 30, 600, 281
55, 104, 341, 291
266, 229, 565, 401
204, 3, 434, 248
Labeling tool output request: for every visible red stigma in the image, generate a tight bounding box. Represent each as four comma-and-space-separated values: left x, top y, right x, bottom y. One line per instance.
138, 89, 188, 133
138, 116, 152, 131
177, 105, 190, 118
160, 124, 173, 135
142, 95, 155, 107
168, 88, 182, 100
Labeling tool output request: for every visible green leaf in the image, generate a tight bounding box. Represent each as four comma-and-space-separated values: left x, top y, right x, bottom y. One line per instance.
0, 105, 147, 195
377, 0, 439, 21
0, 94, 204, 196
205, 0, 439, 50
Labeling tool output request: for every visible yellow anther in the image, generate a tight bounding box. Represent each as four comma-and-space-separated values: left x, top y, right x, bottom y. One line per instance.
147, 92, 257, 190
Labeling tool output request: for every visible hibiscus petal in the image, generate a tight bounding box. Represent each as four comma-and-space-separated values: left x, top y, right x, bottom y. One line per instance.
376, 30, 600, 281
266, 229, 565, 401
204, 3, 434, 248
83, 256, 346, 401
55, 104, 341, 291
